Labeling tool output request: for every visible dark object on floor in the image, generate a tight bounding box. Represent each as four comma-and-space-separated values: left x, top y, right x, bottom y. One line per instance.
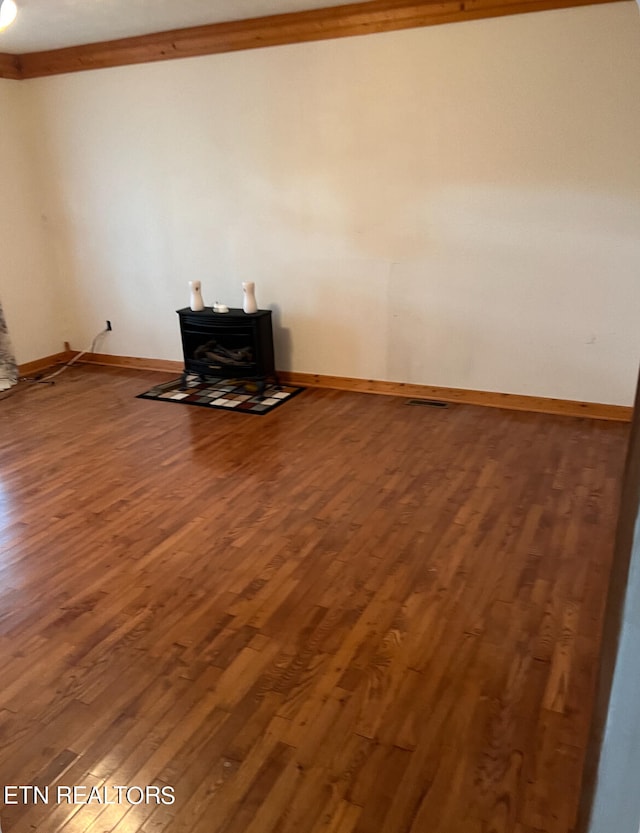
406, 399, 449, 408
137, 375, 304, 415
177, 307, 276, 395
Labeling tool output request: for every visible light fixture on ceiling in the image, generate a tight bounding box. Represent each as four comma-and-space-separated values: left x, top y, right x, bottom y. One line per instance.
0, 0, 17, 32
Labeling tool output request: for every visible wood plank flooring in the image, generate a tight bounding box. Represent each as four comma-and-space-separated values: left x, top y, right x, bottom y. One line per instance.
0, 366, 629, 833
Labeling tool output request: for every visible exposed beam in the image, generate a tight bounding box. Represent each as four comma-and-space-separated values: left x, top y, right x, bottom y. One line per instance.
0, 0, 624, 80
0, 51, 21, 79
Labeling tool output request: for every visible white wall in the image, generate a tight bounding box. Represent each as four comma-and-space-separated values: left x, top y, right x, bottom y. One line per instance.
23, 2, 640, 403
0, 80, 64, 364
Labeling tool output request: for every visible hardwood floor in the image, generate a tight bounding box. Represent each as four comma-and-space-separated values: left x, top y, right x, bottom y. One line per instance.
0, 366, 629, 833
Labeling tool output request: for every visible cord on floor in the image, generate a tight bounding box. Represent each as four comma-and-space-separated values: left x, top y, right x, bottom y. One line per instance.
0, 328, 110, 400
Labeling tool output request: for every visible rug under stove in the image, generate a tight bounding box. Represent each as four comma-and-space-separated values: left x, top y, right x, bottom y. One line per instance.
137, 375, 304, 415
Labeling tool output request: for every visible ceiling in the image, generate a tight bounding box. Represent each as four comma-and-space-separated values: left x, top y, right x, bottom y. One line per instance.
0, 0, 374, 54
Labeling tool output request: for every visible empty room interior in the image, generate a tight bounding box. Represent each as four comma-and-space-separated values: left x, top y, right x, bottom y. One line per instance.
1, 0, 640, 831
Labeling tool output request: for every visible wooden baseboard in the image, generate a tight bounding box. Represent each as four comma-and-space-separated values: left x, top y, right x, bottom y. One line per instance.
278, 370, 633, 422
77, 352, 184, 374
18, 351, 74, 376
25, 350, 632, 422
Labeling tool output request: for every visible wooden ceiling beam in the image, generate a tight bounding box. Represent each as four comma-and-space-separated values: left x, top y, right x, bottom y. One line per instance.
0, 52, 21, 79
0, 0, 625, 80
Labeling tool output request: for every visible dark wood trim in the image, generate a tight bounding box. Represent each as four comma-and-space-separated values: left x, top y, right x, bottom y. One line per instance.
0, 52, 21, 80
576, 364, 640, 831
56, 351, 632, 421
0, 0, 620, 79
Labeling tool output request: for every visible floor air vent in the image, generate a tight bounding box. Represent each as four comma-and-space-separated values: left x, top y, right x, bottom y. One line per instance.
407, 399, 449, 408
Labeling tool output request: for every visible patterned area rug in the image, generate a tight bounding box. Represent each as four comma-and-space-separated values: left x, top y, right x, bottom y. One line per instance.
137, 375, 304, 415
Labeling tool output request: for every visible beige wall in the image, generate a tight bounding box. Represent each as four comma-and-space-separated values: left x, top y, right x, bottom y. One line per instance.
0, 80, 64, 364
13, 2, 640, 402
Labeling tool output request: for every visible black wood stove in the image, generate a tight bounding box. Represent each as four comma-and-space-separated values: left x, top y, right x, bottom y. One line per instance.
177, 307, 277, 395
